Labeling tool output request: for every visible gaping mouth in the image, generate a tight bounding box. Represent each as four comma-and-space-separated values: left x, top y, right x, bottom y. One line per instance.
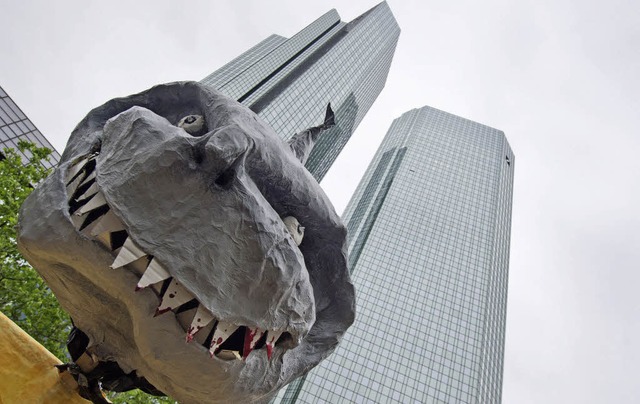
65, 152, 296, 361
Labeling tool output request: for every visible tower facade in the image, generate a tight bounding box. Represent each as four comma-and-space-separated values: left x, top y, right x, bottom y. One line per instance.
0, 85, 60, 167
201, 2, 400, 181
286, 106, 514, 403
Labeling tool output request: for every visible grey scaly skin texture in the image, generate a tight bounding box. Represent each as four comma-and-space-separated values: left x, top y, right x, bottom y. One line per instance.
17, 82, 355, 403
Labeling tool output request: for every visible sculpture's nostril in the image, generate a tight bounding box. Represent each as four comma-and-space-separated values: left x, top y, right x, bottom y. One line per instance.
214, 165, 237, 189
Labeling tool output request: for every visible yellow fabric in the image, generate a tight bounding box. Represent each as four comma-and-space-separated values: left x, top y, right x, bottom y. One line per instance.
0, 311, 88, 403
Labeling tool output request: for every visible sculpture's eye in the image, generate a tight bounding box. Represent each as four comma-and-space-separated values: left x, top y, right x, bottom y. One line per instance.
177, 114, 206, 136
282, 216, 304, 246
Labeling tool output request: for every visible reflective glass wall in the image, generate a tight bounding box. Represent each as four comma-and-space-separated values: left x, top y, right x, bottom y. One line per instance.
201, 2, 400, 181
289, 106, 514, 403
0, 85, 60, 168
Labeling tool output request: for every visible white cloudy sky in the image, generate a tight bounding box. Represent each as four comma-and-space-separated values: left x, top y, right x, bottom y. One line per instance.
1, 0, 639, 402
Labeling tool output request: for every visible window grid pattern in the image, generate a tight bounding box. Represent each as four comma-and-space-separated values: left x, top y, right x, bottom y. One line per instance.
255, 4, 399, 181
200, 3, 399, 182
242, 22, 346, 108
0, 86, 60, 168
477, 139, 514, 403
214, 10, 341, 101
200, 34, 287, 91
290, 106, 514, 403
347, 147, 406, 271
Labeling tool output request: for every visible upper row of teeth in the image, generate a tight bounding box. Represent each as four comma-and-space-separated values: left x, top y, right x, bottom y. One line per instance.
65, 154, 293, 361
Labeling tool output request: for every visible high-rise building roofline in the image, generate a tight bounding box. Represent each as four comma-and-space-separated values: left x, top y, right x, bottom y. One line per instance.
283, 105, 514, 403
201, 3, 400, 181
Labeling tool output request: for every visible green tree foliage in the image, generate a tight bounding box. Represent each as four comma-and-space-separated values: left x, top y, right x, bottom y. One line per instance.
108, 389, 176, 404
0, 141, 71, 360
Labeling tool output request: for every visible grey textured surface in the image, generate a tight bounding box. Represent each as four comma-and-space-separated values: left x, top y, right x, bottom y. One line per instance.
17, 82, 355, 403
287, 103, 335, 165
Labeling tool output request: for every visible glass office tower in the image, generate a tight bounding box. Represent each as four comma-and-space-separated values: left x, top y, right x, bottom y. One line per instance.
284, 106, 514, 403
201, 2, 400, 181
0, 85, 60, 168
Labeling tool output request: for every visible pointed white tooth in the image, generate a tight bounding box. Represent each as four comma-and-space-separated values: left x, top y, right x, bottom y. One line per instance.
209, 321, 239, 356
187, 305, 216, 342
75, 191, 107, 216
66, 175, 85, 200
79, 171, 96, 187
66, 157, 90, 183
243, 327, 265, 359
110, 237, 147, 269
155, 280, 194, 316
265, 330, 283, 360
136, 258, 171, 290
90, 210, 125, 237
77, 181, 100, 201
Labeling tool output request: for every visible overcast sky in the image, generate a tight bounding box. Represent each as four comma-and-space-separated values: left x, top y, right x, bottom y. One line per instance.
2, 0, 639, 402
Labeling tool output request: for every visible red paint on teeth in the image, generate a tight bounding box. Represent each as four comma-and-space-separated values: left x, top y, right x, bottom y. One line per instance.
154, 308, 171, 317
209, 339, 225, 358
266, 344, 273, 360
134, 286, 142, 292
243, 328, 256, 360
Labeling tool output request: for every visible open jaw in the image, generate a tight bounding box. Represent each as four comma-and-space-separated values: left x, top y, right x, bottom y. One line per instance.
66, 152, 297, 361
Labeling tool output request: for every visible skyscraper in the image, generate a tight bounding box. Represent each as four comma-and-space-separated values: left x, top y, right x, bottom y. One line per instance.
0, 85, 60, 168
282, 106, 514, 403
201, 2, 400, 181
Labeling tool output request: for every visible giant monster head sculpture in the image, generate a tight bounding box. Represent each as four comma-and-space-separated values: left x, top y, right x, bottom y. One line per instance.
17, 82, 355, 403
